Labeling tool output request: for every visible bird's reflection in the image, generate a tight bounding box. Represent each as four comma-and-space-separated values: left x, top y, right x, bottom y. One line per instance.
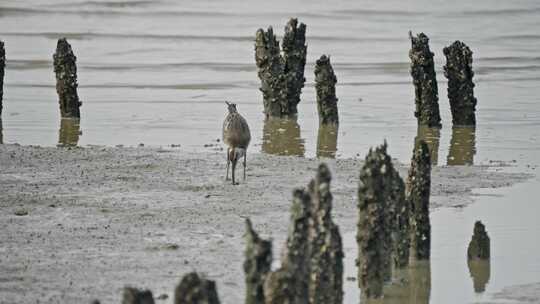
58, 118, 81, 147
317, 123, 338, 158
468, 259, 490, 293
362, 260, 431, 304
262, 117, 305, 157
447, 126, 476, 166
415, 125, 440, 166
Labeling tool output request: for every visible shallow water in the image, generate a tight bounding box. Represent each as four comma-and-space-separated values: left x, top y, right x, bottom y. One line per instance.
1, 0, 540, 303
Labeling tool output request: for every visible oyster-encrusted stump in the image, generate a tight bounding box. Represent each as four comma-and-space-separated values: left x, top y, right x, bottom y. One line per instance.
467, 221, 490, 260
356, 143, 395, 298
255, 19, 307, 118
244, 219, 273, 304
122, 287, 155, 304
53, 38, 81, 118
283, 18, 307, 115
307, 163, 344, 304
407, 140, 432, 260
0, 40, 5, 117
281, 188, 311, 304
174, 272, 221, 304
409, 32, 441, 128
444, 41, 477, 126
391, 169, 410, 269
315, 55, 339, 125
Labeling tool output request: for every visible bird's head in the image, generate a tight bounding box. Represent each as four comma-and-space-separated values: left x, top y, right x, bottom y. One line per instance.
225, 101, 237, 114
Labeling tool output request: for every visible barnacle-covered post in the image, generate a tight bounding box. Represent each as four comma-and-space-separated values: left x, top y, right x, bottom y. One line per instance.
255, 27, 288, 117
407, 140, 432, 260
444, 41, 477, 126
315, 55, 339, 125
53, 38, 81, 118
244, 219, 273, 304
467, 221, 490, 260
280, 188, 311, 304
174, 272, 221, 304
122, 287, 155, 304
357, 144, 393, 299
409, 32, 441, 128
391, 170, 410, 269
0, 40, 5, 117
282, 18, 307, 115
307, 163, 343, 304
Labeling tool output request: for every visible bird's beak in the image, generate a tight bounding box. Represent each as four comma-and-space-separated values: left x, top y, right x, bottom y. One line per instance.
225, 101, 230, 106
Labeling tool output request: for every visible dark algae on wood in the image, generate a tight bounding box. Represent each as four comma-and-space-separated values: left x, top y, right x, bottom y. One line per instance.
53, 38, 81, 119
444, 41, 477, 126
244, 219, 272, 304
314, 55, 339, 125
409, 32, 441, 128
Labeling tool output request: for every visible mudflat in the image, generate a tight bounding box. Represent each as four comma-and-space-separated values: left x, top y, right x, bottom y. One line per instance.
0, 145, 529, 303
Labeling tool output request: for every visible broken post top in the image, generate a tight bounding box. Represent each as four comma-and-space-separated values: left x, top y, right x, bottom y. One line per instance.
409, 31, 442, 128
54, 38, 76, 65
308, 163, 333, 214
244, 218, 272, 265
174, 272, 221, 304
255, 18, 307, 118
468, 221, 490, 260
443, 40, 477, 126
315, 55, 339, 125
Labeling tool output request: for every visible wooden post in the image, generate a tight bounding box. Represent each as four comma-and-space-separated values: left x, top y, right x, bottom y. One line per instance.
409, 32, 441, 128
314, 55, 339, 125
307, 164, 343, 304
53, 38, 81, 118
444, 41, 477, 126
174, 272, 220, 304
244, 219, 272, 304
467, 221, 490, 260
407, 140, 432, 260
0, 40, 5, 117
255, 19, 307, 118
122, 287, 155, 304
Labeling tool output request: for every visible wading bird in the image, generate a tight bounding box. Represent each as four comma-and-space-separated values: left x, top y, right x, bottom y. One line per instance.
222, 101, 251, 185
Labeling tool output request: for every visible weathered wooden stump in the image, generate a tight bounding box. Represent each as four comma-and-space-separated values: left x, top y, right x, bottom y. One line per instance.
255, 19, 306, 118
314, 55, 338, 125
357, 143, 393, 298
283, 18, 307, 114
244, 218, 273, 304
407, 140, 432, 260
306, 163, 343, 304
53, 38, 81, 119
263, 268, 295, 304
122, 287, 155, 304
390, 169, 410, 270
409, 32, 441, 128
467, 221, 490, 260
444, 41, 477, 126
0, 40, 5, 117
447, 126, 476, 166
174, 272, 221, 304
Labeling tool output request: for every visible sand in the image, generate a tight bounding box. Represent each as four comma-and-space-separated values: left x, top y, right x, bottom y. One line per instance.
0, 144, 530, 303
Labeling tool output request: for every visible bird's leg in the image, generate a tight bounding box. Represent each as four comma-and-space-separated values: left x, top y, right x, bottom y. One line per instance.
243, 152, 247, 181
225, 148, 230, 180
231, 156, 238, 185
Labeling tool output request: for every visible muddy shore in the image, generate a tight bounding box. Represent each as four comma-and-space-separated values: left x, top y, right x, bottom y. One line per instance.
0, 144, 530, 303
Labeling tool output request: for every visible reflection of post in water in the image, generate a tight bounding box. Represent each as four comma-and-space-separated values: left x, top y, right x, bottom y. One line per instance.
316, 123, 338, 158
58, 118, 81, 147
467, 259, 490, 293
374, 260, 431, 304
0, 119, 3, 144
415, 125, 440, 166
261, 117, 305, 156
447, 126, 476, 166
